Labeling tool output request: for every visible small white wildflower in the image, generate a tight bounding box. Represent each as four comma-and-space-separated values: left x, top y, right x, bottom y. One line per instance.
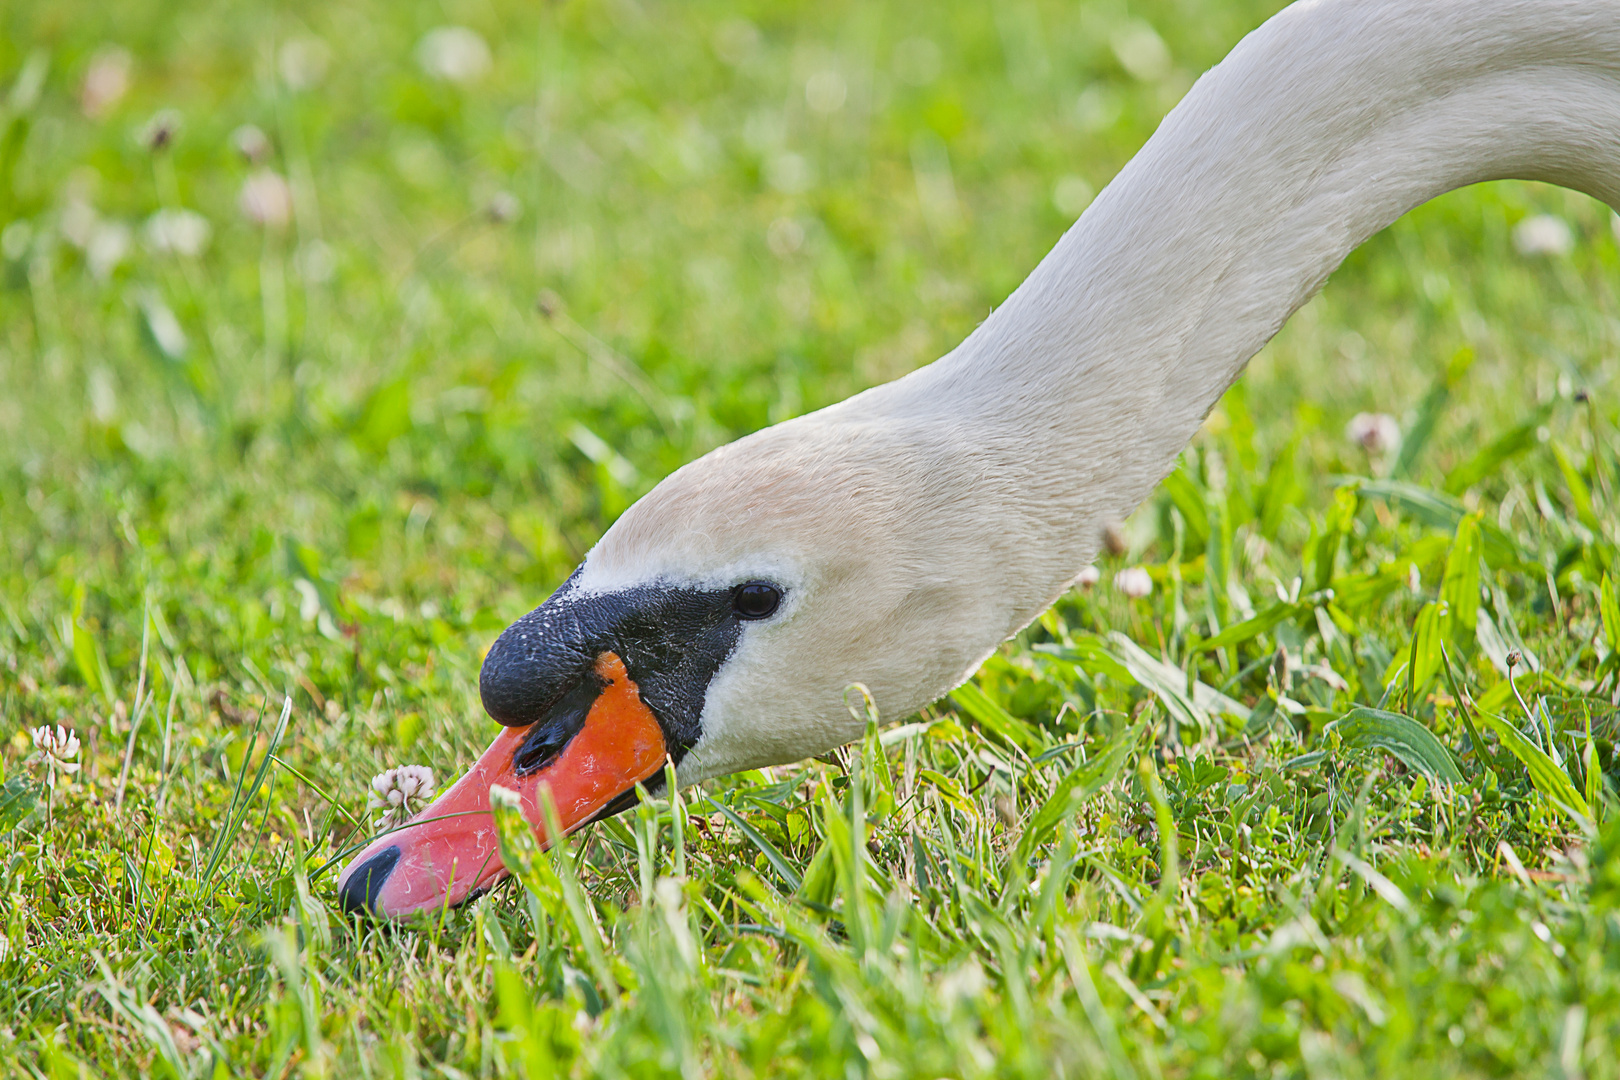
1406, 563, 1422, 593
230, 124, 272, 165
368, 765, 437, 830
766, 217, 804, 257
765, 152, 813, 195
416, 27, 491, 84
1076, 565, 1101, 589
295, 240, 335, 283
712, 19, 761, 67
1111, 21, 1171, 83
1115, 566, 1153, 599
31, 725, 82, 789
804, 70, 847, 114
239, 169, 293, 228
278, 38, 331, 91
1052, 174, 1094, 218
60, 198, 98, 250
939, 958, 989, 1003
139, 292, 188, 359
80, 46, 132, 119
140, 109, 182, 153
1102, 521, 1129, 556
143, 208, 211, 257
1513, 214, 1574, 258
485, 190, 521, 224
1347, 412, 1401, 456
86, 221, 131, 280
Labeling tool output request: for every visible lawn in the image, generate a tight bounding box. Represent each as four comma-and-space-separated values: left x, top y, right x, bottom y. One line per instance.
1, 0, 1618, 1076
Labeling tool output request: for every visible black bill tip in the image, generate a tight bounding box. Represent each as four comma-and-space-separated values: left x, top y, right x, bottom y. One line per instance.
338, 845, 401, 916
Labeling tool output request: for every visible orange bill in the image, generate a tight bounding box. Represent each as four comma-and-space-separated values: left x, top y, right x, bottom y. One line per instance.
337, 651, 666, 918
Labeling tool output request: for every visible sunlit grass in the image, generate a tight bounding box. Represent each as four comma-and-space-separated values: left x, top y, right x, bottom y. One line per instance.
1, 0, 1618, 1075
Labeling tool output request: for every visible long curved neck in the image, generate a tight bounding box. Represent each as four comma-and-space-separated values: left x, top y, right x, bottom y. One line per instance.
854, 0, 1620, 616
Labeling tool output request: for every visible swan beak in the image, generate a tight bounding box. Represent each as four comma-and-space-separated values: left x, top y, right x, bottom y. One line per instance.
336, 651, 666, 918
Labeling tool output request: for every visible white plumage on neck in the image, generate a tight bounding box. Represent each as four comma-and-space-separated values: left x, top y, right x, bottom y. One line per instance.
580, 0, 1620, 784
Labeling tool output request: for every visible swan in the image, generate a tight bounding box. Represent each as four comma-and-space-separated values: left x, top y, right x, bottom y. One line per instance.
339, 0, 1620, 917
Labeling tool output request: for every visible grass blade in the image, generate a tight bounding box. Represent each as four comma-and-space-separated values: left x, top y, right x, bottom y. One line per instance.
950, 681, 1043, 755
704, 794, 801, 892
1600, 574, 1619, 655
1016, 720, 1144, 864
1105, 632, 1250, 732
1355, 479, 1521, 565
1439, 515, 1482, 650
1444, 413, 1547, 494
202, 696, 292, 894
1477, 712, 1592, 828
1394, 346, 1472, 478
1190, 599, 1298, 653
1326, 706, 1462, 784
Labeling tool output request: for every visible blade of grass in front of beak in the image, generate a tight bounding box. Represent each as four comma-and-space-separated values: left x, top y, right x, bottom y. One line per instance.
489, 786, 553, 949
536, 786, 618, 1001
632, 781, 660, 904
662, 758, 686, 879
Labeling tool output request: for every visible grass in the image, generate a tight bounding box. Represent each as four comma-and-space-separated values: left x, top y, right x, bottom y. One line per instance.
1, 0, 1618, 1075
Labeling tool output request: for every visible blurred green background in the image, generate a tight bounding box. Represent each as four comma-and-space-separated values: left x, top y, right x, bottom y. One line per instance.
2, 0, 1611, 769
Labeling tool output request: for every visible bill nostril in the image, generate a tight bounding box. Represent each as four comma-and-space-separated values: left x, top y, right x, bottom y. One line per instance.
338, 845, 401, 915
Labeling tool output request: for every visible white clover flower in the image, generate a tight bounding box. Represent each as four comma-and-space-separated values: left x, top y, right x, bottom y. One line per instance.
1347, 412, 1401, 456
143, 208, 211, 257
485, 190, 521, 224
231, 124, 272, 165
1114, 566, 1153, 599
31, 725, 81, 789
1076, 565, 1101, 589
765, 152, 813, 195
1111, 21, 1171, 83
80, 46, 132, 119
766, 217, 805, 257
368, 765, 437, 830
86, 221, 131, 280
239, 169, 293, 229
1512, 214, 1573, 258
295, 240, 335, 283
60, 198, 98, 250
278, 38, 331, 91
416, 27, 491, 84
1102, 520, 1128, 556
804, 70, 847, 114
1052, 174, 1094, 218
140, 109, 182, 153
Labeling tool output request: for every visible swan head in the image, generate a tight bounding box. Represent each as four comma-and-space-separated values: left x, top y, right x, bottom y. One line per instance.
336, 411, 1048, 918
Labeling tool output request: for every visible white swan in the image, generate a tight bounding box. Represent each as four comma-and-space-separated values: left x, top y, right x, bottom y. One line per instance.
339, 0, 1620, 916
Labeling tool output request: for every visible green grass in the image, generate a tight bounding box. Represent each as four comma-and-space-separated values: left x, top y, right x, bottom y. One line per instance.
2, 0, 1619, 1075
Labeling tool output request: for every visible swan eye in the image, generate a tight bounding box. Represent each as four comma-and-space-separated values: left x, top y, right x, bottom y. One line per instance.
732, 582, 782, 620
